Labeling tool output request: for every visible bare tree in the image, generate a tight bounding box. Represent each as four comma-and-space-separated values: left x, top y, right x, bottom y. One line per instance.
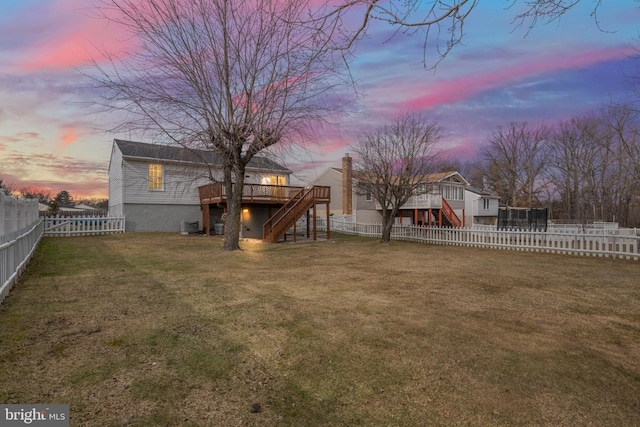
0, 176, 17, 197
432, 157, 484, 188
321, 0, 607, 66
548, 115, 597, 222
90, 0, 347, 250
606, 104, 640, 183
546, 113, 626, 224
479, 122, 550, 207
547, 110, 640, 226
18, 187, 51, 203
602, 104, 640, 226
352, 113, 443, 242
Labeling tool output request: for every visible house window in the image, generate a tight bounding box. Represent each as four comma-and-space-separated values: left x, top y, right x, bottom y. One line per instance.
262, 175, 286, 186
441, 184, 463, 201
149, 164, 163, 190
271, 175, 286, 186
365, 189, 373, 202
483, 198, 490, 210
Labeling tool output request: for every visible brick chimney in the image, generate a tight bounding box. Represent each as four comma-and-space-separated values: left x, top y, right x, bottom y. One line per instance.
342, 153, 352, 215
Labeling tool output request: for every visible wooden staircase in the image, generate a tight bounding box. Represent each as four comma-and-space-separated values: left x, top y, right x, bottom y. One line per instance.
262, 186, 330, 243
438, 198, 462, 228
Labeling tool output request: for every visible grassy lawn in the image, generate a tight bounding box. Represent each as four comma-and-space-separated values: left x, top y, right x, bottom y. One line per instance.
1, 233, 639, 426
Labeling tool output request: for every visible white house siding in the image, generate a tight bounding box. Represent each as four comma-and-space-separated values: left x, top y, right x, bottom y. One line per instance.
122, 160, 213, 206
355, 209, 383, 224
354, 192, 380, 223
464, 188, 499, 226
312, 168, 343, 215
108, 144, 124, 209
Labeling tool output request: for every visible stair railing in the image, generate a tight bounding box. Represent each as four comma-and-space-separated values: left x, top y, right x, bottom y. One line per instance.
441, 198, 462, 228
262, 188, 306, 241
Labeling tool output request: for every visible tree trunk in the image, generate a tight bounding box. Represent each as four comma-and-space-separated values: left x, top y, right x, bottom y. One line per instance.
222, 165, 246, 251
380, 207, 396, 243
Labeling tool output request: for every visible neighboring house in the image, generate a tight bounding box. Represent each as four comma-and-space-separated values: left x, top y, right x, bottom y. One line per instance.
108, 139, 310, 237
75, 203, 104, 213
310, 155, 380, 223
38, 202, 51, 213
40, 202, 89, 216
312, 154, 469, 227
464, 186, 500, 226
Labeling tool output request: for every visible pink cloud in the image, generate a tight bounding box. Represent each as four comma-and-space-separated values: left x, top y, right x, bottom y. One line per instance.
316, 137, 351, 155
401, 45, 635, 111
61, 128, 78, 146
9, 0, 133, 72
17, 132, 40, 139
1, 150, 108, 199
1, 132, 42, 144
18, 22, 131, 72
438, 138, 479, 162
0, 136, 20, 143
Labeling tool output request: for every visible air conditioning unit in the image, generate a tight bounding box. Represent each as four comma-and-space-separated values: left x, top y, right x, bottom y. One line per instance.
180, 220, 199, 235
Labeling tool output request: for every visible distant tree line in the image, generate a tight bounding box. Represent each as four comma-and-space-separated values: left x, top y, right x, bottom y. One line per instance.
0, 181, 108, 212
456, 104, 640, 227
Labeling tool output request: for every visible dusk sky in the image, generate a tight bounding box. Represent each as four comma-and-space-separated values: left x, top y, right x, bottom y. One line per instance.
1, 1, 639, 199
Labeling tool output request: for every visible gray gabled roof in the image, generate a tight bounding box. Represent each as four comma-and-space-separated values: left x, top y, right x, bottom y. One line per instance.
114, 139, 291, 173
466, 185, 500, 198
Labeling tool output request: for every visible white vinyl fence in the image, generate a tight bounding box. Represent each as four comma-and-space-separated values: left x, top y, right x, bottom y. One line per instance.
1, 191, 125, 304
44, 215, 125, 237
322, 218, 640, 261
1, 192, 43, 303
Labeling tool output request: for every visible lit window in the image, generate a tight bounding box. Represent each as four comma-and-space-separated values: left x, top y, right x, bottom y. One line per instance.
149, 164, 163, 190
272, 175, 286, 186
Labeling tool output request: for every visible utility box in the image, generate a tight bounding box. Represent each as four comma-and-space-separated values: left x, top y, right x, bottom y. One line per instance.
180, 220, 200, 235
213, 223, 225, 235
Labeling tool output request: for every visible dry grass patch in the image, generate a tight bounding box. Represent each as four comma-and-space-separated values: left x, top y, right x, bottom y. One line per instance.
1, 233, 639, 426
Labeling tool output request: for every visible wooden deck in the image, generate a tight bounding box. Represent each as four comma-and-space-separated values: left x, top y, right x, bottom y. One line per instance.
198, 183, 304, 205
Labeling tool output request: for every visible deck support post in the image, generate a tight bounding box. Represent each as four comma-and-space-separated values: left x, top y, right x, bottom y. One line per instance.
313, 204, 317, 241
326, 203, 330, 240
202, 204, 210, 235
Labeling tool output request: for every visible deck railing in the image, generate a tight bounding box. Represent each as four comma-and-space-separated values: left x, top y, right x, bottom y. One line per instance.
263, 186, 330, 242
199, 183, 304, 204
320, 219, 639, 261
375, 193, 443, 210
440, 197, 462, 227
